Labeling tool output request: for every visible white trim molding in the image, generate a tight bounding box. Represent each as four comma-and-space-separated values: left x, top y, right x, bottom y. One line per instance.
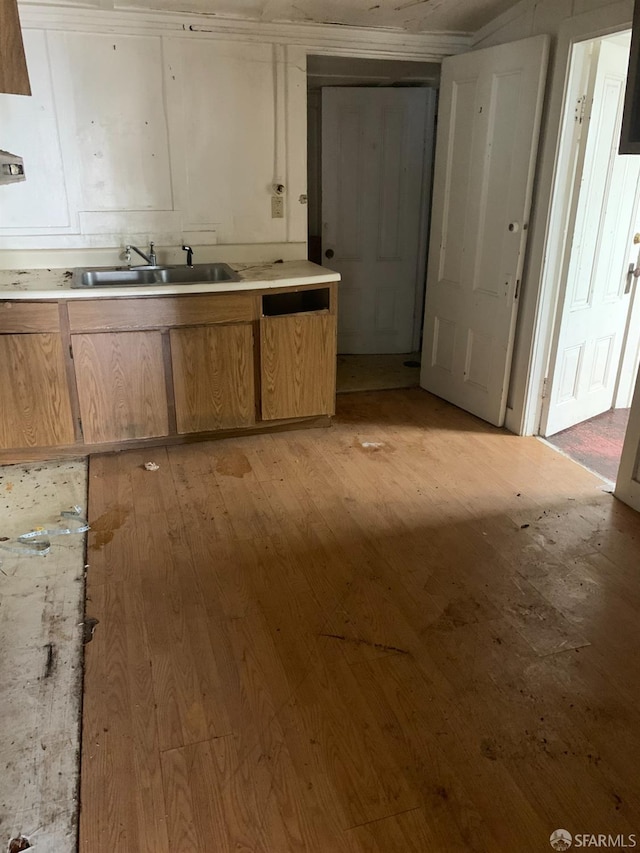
17, 4, 472, 60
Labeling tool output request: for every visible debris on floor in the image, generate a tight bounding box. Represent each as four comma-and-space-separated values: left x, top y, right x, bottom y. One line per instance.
7, 835, 32, 852
0, 458, 88, 852
144, 461, 160, 471
82, 616, 99, 644
0, 507, 89, 564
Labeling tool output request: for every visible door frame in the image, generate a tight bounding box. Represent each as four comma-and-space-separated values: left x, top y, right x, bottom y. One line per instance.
306, 60, 438, 355
538, 32, 640, 438
503, 1, 635, 437
616, 363, 640, 509
411, 89, 437, 353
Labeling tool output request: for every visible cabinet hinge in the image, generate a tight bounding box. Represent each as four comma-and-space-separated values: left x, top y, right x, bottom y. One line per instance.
541, 377, 549, 399
575, 95, 587, 124
69, 345, 73, 359
514, 279, 520, 300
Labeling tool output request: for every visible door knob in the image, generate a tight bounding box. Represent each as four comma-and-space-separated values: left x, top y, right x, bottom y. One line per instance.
325, 248, 335, 259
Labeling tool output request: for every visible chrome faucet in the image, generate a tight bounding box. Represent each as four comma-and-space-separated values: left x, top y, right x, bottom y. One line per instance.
125, 241, 157, 266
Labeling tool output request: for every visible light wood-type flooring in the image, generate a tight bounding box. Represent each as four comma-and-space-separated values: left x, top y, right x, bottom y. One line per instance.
80, 389, 640, 852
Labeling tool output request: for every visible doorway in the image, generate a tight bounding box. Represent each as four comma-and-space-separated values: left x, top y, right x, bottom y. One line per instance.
307, 56, 438, 392
540, 31, 640, 483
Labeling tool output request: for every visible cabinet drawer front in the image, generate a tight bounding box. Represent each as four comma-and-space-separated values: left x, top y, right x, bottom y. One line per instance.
68, 293, 255, 331
0, 301, 60, 333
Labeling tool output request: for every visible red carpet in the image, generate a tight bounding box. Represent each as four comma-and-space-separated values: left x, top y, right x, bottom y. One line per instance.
547, 408, 630, 482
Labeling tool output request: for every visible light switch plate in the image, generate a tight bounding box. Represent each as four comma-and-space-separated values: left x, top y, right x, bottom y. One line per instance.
271, 196, 284, 219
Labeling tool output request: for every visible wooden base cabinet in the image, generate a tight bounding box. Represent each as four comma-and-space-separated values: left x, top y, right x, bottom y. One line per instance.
170, 324, 255, 433
0, 333, 75, 449
72, 331, 169, 444
0, 284, 337, 460
260, 312, 337, 420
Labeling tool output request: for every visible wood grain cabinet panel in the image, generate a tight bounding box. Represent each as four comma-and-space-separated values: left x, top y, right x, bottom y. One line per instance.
0, 0, 31, 95
68, 293, 255, 332
0, 334, 74, 449
260, 313, 336, 420
170, 324, 255, 433
72, 331, 168, 444
0, 302, 60, 333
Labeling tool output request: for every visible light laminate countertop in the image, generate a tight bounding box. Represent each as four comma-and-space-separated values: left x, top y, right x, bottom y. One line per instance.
0, 260, 340, 300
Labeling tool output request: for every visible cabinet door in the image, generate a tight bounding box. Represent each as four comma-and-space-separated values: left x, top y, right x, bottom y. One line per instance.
170, 324, 255, 433
260, 314, 336, 420
72, 331, 168, 444
0, 333, 75, 449
0, 0, 31, 95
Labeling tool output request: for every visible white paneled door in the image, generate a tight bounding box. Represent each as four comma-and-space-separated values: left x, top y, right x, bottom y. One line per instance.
322, 88, 436, 354
542, 40, 640, 437
420, 36, 549, 427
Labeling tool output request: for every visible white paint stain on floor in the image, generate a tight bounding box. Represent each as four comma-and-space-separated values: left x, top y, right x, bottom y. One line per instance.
0, 458, 88, 853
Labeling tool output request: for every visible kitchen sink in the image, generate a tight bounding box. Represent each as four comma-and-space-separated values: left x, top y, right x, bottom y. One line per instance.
71, 262, 240, 288
155, 264, 239, 284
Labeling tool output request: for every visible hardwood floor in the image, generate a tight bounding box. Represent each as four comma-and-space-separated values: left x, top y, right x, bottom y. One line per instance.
80, 389, 640, 852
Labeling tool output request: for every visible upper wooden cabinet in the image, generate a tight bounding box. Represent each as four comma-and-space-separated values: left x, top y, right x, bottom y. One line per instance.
0, 0, 31, 96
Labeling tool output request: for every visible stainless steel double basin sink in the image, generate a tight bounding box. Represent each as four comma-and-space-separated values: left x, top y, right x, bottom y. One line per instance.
71, 262, 239, 289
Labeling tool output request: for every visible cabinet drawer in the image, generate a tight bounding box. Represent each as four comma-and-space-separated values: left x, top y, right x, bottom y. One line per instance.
68, 293, 256, 332
0, 301, 60, 333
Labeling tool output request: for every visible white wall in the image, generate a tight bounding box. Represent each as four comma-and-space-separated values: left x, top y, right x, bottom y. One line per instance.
472, 0, 634, 434
0, 22, 306, 266
0, 6, 467, 270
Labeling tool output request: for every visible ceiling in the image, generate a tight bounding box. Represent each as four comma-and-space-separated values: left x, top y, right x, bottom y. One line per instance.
119, 0, 521, 34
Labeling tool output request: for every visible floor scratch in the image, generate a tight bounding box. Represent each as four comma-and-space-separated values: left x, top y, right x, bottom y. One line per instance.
43, 642, 55, 679
320, 633, 410, 656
